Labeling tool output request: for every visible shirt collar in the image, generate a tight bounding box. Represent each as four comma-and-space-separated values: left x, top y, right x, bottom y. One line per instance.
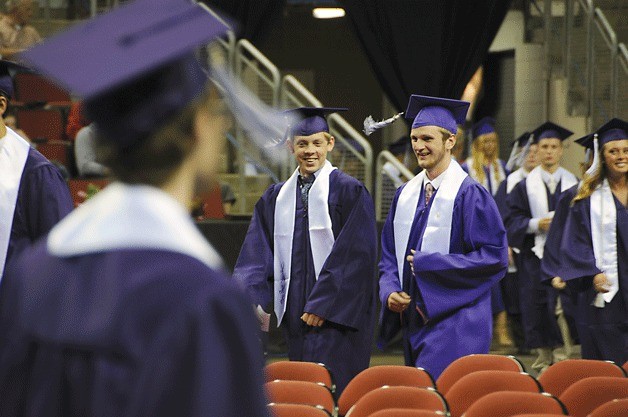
423, 169, 447, 190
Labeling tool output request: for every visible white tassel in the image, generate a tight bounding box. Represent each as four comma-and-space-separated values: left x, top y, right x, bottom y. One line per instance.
515, 135, 534, 168
505, 141, 520, 172
585, 134, 600, 177
363, 112, 403, 136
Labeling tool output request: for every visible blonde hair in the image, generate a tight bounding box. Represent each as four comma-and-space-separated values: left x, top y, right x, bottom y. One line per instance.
470, 134, 502, 184
573, 143, 628, 203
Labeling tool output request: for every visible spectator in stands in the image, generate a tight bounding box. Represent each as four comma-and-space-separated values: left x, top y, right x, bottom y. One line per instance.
506, 121, 579, 375
3, 108, 29, 142
0, 0, 41, 59
0, 59, 72, 281
74, 123, 110, 178
378, 95, 508, 380
233, 107, 378, 395
0, 1, 270, 415
558, 118, 627, 365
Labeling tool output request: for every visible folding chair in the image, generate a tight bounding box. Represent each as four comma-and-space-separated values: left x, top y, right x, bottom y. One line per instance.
509, 415, 570, 417
265, 380, 336, 416
559, 376, 628, 417
463, 392, 568, 417
436, 354, 525, 395
537, 359, 626, 397
368, 409, 447, 417
587, 398, 628, 417
337, 366, 435, 416
17, 108, 66, 142
265, 361, 335, 395
344, 386, 448, 417
445, 370, 542, 417
267, 402, 332, 417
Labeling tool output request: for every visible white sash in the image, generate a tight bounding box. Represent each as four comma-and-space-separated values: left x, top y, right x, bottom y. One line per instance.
506, 168, 527, 194
590, 180, 619, 304
526, 166, 577, 258
0, 128, 30, 279
465, 157, 505, 195
393, 161, 468, 286
48, 182, 223, 270
273, 160, 336, 325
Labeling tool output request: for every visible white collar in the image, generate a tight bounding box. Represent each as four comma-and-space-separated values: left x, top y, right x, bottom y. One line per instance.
47, 182, 223, 270
541, 168, 559, 184
423, 165, 448, 190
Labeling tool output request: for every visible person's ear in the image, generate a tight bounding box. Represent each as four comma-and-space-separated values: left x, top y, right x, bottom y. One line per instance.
446, 134, 456, 150
0, 96, 8, 117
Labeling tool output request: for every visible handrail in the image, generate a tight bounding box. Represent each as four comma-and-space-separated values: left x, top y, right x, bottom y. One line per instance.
593, 8, 617, 47
328, 114, 374, 193
375, 150, 414, 221
235, 39, 281, 105
280, 75, 323, 108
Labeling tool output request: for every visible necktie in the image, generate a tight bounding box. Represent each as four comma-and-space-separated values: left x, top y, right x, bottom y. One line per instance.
300, 175, 315, 208
547, 176, 557, 194
425, 182, 434, 206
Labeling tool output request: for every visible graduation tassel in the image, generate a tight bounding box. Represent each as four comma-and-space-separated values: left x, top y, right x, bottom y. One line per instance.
585, 134, 600, 177
363, 112, 403, 136
515, 134, 534, 168
505, 140, 520, 172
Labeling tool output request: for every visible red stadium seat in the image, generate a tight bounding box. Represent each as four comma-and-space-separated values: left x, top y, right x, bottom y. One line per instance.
265, 361, 335, 395
344, 386, 448, 417
265, 380, 336, 416
13, 72, 71, 105
559, 376, 628, 417
436, 354, 525, 395
587, 398, 628, 417
17, 108, 66, 142
445, 370, 542, 417
36, 141, 72, 170
537, 359, 626, 397
509, 415, 571, 417
368, 409, 447, 417
267, 402, 332, 417
337, 366, 435, 416
463, 392, 568, 417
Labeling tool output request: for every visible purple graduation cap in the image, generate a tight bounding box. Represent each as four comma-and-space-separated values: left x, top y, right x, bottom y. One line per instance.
575, 118, 628, 149
0, 60, 31, 100
531, 121, 573, 142
18, 0, 231, 148
404, 95, 470, 134
472, 116, 497, 140
286, 107, 347, 137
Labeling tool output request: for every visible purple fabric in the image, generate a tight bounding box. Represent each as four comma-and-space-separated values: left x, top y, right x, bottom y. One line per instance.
5, 147, 73, 276
405, 95, 469, 134
287, 107, 347, 137
233, 169, 377, 393
378, 176, 508, 379
558, 195, 627, 364
472, 116, 496, 139
505, 179, 566, 349
0, 247, 270, 416
532, 121, 573, 142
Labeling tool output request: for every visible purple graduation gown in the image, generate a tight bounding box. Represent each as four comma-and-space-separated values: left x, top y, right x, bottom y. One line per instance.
4, 148, 73, 275
505, 179, 564, 349
233, 169, 378, 394
558, 194, 627, 364
379, 177, 508, 379
0, 247, 270, 417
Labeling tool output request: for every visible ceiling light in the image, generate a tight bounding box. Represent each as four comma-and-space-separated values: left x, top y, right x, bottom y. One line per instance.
312, 7, 345, 19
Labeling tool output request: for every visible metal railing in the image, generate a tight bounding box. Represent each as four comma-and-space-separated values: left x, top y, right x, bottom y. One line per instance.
563, 0, 626, 128
374, 151, 415, 221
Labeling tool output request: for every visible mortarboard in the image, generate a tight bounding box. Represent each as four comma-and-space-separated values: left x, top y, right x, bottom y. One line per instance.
286, 107, 347, 137
0, 60, 31, 100
575, 118, 627, 176
472, 116, 496, 140
404, 95, 469, 134
531, 121, 573, 142
19, 0, 231, 148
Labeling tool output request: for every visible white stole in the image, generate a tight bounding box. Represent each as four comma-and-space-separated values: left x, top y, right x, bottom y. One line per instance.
465, 157, 505, 195
393, 160, 468, 286
0, 128, 30, 279
47, 182, 223, 270
590, 180, 619, 304
273, 160, 336, 325
506, 168, 527, 194
526, 166, 577, 259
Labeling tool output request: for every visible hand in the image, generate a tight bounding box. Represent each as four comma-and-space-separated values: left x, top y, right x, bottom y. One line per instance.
301, 312, 325, 327
387, 291, 411, 313
538, 217, 552, 232
593, 273, 610, 293
406, 249, 416, 275
551, 277, 567, 290
508, 247, 515, 267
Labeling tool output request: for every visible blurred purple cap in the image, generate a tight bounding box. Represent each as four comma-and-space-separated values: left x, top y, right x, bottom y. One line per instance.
286, 107, 347, 137
405, 95, 469, 134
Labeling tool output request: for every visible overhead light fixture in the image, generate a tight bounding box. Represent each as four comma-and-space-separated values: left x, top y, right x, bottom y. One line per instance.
312, 7, 345, 19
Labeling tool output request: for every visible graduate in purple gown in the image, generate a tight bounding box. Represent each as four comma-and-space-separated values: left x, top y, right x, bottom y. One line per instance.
494, 132, 539, 353
0, 60, 72, 280
0, 1, 270, 415
505, 121, 579, 373
558, 119, 628, 365
378, 95, 508, 380
233, 107, 378, 394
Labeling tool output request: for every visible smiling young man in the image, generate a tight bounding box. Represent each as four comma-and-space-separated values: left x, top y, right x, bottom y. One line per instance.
233, 107, 377, 394
506, 121, 579, 374
378, 95, 508, 380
